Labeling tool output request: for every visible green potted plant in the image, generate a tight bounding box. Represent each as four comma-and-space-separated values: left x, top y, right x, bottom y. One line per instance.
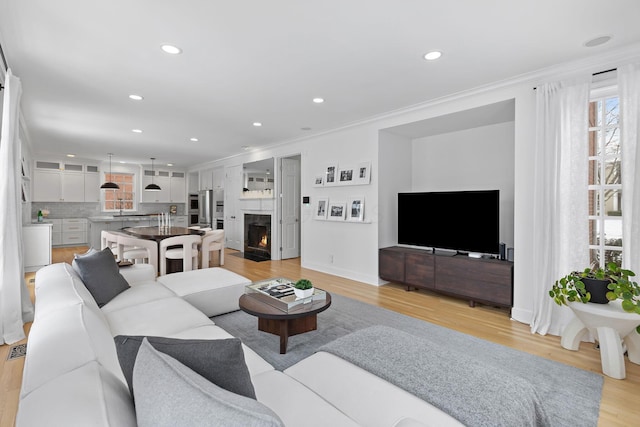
550, 262, 640, 316
293, 279, 314, 299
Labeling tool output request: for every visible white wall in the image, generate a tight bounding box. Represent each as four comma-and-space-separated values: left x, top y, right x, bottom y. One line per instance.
410, 121, 515, 248
301, 125, 380, 284
378, 130, 412, 249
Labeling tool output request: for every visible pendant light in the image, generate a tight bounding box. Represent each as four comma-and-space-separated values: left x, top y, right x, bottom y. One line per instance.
100, 153, 119, 189
144, 157, 161, 191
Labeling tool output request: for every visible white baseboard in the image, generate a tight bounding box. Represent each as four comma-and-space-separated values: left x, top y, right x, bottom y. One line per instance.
301, 261, 382, 286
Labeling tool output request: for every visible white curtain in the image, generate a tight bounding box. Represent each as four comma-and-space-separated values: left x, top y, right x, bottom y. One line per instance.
0, 69, 34, 345
618, 62, 640, 274
530, 76, 591, 336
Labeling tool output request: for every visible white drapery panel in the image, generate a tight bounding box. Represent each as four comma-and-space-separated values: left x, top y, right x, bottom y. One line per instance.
530, 76, 591, 336
618, 62, 640, 274
0, 69, 34, 345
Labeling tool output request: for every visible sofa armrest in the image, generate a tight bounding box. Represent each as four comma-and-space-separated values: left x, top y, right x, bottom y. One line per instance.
120, 264, 156, 285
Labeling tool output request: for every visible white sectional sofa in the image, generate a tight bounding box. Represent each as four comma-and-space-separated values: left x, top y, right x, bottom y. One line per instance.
17, 262, 461, 427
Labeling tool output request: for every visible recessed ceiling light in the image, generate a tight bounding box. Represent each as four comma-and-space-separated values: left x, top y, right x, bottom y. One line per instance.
584, 35, 612, 48
423, 51, 442, 61
66, 154, 75, 158
119, 161, 126, 164
313, 97, 324, 104
132, 129, 143, 133
253, 122, 262, 127
167, 163, 173, 167
161, 44, 182, 54
190, 137, 199, 142
301, 127, 312, 131
129, 94, 143, 101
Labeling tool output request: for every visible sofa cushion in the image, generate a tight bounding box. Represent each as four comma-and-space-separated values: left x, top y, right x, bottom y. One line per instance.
71, 246, 98, 276
156, 267, 251, 317
17, 361, 136, 427
73, 247, 130, 307
115, 335, 256, 399
252, 370, 360, 427
133, 339, 284, 427
33, 263, 104, 321
104, 296, 213, 337
21, 303, 125, 397
101, 283, 176, 315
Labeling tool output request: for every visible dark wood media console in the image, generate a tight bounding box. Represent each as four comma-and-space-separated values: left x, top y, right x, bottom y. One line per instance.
379, 246, 513, 310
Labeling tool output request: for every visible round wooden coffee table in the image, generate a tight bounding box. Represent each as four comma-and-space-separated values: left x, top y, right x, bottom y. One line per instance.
239, 292, 332, 354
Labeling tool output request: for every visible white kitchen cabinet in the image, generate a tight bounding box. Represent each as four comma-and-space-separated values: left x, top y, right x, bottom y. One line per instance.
141, 170, 170, 203
23, 224, 52, 272
88, 220, 120, 249
32, 169, 63, 202
84, 169, 101, 202
141, 169, 185, 203
51, 219, 62, 246
61, 172, 85, 202
212, 167, 224, 189
52, 218, 88, 246
170, 172, 186, 203
32, 160, 100, 202
200, 168, 213, 190
62, 218, 87, 245
173, 215, 188, 227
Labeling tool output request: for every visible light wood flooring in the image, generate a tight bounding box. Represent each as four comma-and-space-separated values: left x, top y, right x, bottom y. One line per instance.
1, 246, 638, 426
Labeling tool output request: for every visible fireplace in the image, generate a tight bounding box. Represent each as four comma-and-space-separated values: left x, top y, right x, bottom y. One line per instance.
244, 214, 271, 262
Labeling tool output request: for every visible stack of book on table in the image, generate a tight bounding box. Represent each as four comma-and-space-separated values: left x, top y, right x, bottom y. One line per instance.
245, 277, 327, 313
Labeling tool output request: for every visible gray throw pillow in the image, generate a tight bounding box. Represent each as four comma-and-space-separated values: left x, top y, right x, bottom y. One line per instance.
133, 339, 284, 427
114, 335, 256, 399
71, 247, 98, 276
73, 247, 130, 307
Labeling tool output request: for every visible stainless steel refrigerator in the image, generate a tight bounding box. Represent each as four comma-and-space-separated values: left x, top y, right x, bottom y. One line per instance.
198, 190, 224, 229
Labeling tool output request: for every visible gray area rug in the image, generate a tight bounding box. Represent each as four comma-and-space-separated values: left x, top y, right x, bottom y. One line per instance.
213, 293, 603, 426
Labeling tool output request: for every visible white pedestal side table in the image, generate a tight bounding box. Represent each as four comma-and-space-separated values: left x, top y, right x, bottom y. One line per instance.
561, 300, 640, 379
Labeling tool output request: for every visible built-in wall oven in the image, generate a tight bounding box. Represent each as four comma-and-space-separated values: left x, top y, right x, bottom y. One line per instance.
188, 194, 199, 226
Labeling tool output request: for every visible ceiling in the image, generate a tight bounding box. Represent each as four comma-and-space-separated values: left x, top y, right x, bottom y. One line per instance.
1, 1, 640, 168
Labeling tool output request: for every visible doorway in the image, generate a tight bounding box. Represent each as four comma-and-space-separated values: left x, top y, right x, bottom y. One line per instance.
279, 155, 301, 259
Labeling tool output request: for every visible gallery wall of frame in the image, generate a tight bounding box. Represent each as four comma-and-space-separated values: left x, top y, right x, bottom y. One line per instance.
313, 161, 370, 223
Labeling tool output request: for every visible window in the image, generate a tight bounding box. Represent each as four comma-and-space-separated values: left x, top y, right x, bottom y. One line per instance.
588, 91, 622, 268
103, 172, 135, 211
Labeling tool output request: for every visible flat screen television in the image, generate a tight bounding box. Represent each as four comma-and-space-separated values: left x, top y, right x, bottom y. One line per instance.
397, 190, 500, 255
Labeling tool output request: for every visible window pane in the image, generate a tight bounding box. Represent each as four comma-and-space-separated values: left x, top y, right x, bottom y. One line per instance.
605, 98, 619, 126
590, 100, 603, 127
588, 190, 600, 216
590, 130, 602, 156
604, 249, 622, 267
589, 248, 600, 268
589, 219, 600, 245
604, 189, 622, 215
588, 160, 599, 186
603, 159, 621, 185
604, 128, 620, 156
604, 219, 622, 246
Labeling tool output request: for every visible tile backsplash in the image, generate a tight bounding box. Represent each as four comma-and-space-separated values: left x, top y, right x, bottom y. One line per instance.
31, 202, 185, 219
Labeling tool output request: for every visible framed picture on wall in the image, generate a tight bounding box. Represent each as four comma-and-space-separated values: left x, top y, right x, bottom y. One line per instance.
314, 197, 329, 220
313, 174, 324, 187
338, 165, 355, 185
354, 161, 371, 185
324, 163, 338, 186
346, 196, 365, 222
328, 201, 347, 221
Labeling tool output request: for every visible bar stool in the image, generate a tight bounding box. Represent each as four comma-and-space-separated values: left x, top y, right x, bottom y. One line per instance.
201, 230, 225, 268
101, 230, 119, 252
159, 235, 201, 276
117, 234, 158, 274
